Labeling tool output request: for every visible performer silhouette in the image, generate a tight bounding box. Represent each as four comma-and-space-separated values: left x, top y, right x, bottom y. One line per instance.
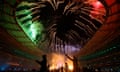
65, 54, 78, 72
36, 55, 49, 72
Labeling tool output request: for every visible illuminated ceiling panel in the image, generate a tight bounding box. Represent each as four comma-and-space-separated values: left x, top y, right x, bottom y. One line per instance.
0, 0, 42, 59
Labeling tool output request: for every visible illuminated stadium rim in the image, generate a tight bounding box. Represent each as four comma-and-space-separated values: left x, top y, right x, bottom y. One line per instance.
0, 0, 109, 60
15, 0, 107, 55
78, 0, 120, 60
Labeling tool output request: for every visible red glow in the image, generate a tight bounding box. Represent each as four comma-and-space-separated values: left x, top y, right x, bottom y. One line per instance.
92, 1, 103, 8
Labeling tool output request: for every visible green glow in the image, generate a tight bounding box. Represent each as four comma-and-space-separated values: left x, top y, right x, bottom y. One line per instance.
14, 49, 38, 60
19, 14, 32, 22
80, 44, 120, 60
30, 21, 44, 39
16, 10, 31, 16
16, 1, 45, 44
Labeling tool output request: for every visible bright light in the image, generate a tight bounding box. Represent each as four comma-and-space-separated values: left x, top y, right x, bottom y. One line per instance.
48, 53, 65, 70
89, 0, 103, 9
30, 21, 44, 40
68, 65, 73, 71
86, 0, 103, 9
49, 64, 56, 70
48, 53, 73, 71
93, 1, 102, 8
66, 57, 73, 71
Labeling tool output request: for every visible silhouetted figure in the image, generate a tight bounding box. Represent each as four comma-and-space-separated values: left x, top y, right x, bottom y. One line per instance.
65, 54, 78, 72
65, 63, 68, 72
60, 66, 64, 72
36, 55, 48, 72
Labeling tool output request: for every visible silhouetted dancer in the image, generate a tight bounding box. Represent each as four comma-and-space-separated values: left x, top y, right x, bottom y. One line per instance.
36, 55, 48, 72
65, 54, 78, 72
65, 63, 68, 72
